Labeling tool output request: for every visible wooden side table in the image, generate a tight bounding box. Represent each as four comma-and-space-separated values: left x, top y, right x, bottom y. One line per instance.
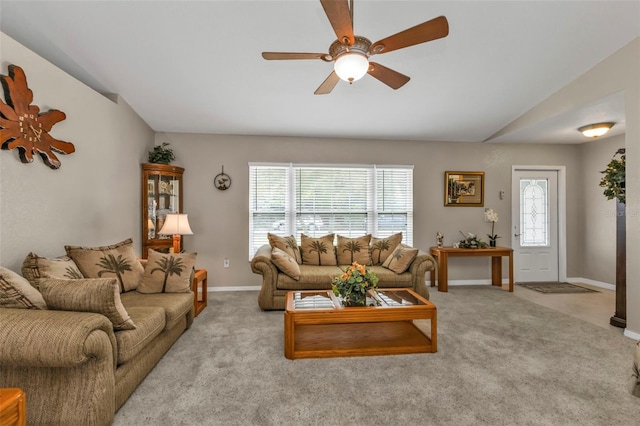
429, 246, 514, 293
192, 269, 207, 317
0, 388, 26, 426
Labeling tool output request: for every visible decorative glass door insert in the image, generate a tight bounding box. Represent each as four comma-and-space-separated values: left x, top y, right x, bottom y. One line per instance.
519, 178, 549, 247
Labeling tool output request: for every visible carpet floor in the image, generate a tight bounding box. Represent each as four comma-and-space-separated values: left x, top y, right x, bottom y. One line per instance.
517, 282, 599, 294
114, 287, 638, 426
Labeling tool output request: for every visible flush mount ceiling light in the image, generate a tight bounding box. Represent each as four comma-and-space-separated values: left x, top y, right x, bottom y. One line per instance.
578, 122, 615, 138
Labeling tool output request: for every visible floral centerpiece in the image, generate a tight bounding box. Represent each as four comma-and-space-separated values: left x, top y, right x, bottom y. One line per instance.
454, 231, 489, 249
332, 262, 379, 307
484, 208, 500, 247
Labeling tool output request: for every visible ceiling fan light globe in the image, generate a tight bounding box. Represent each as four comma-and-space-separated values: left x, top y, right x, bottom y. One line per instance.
334, 53, 369, 83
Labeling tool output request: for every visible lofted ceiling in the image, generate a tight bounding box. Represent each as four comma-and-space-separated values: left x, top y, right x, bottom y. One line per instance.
0, 1, 638, 143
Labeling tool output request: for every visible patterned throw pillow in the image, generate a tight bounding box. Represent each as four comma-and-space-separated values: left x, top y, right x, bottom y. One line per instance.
382, 244, 419, 274
137, 249, 197, 294
370, 232, 403, 265
65, 238, 144, 293
300, 233, 337, 266
271, 247, 301, 280
0, 267, 47, 309
22, 252, 84, 289
267, 233, 302, 264
336, 235, 372, 265
39, 278, 136, 330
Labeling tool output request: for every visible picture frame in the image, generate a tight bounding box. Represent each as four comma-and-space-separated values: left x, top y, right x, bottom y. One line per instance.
444, 171, 485, 207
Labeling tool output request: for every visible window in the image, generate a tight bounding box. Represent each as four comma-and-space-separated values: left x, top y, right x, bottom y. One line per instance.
249, 163, 413, 258
519, 178, 549, 246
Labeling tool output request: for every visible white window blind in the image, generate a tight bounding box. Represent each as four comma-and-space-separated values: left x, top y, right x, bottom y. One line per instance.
249, 163, 413, 259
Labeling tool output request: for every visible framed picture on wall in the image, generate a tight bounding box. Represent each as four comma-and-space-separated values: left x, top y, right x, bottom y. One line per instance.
444, 171, 484, 206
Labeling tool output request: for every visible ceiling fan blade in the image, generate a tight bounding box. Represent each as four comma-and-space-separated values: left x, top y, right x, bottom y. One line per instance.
370, 16, 449, 55
262, 52, 327, 60
314, 71, 340, 95
367, 62, 410, 89
320, 0, 355, 45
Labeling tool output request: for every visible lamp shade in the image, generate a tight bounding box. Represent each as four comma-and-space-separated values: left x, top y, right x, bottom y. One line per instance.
578, 122, 615, 138
158, 214, 193, 236
334, 53, 369, 82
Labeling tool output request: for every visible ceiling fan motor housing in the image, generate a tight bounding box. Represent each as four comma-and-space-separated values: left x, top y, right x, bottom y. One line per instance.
329, 35, 372, 61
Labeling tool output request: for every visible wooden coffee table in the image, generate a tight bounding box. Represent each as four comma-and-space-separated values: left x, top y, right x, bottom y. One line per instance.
284, 288, 437, 360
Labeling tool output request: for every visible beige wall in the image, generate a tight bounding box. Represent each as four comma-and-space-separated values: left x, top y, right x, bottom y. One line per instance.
157, 132, 586, 288
580, 134, 624, 285
0, 33, 154, 271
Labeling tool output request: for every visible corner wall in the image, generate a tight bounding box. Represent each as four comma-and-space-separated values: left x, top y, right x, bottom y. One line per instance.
0, 33, 154, 271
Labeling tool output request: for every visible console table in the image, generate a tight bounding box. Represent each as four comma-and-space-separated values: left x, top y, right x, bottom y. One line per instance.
429, 246, 514, 292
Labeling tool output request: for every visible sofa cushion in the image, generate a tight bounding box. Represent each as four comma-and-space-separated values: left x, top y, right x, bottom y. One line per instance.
39, 278, 136, 330
276, 265, 344, 290
336, 234, 372, 265
267, 233, 302, 264
114, 306, 165, 365
121, 291, 193, 331
271, 247, 301, 280
0, 267, 47, 309
22, 252, 84, 289
300, 233, 337, 266
65, 238, 144, 293
382, 244, 419, 274
366, 266, 413, 287
137, 250, 196, 294
370, 233, 403, 265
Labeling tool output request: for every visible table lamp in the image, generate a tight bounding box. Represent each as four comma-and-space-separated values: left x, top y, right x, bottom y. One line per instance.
158, 213, 193, 253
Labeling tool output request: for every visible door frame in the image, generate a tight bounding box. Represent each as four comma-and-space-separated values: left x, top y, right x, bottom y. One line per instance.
511, 165, 567, 282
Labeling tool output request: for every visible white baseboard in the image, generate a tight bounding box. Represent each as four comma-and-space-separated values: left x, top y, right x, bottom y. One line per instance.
432, 279, 510, 286
624, 329, 640, 340
566, 277, 615, 291
207, 286, 261, 292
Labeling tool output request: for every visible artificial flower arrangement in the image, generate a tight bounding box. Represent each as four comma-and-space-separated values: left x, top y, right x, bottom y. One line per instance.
484, 208, 500, 246
454, 231, 489, 249
332, 262, 379, 307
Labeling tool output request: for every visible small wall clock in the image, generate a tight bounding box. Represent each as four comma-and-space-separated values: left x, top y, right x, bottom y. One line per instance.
0, 64, 75, 169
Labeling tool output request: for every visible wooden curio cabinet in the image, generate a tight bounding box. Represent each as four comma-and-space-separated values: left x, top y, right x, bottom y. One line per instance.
141, 163, 184, 258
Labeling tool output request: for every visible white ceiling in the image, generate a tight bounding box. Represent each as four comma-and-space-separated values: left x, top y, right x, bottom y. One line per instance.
1, 1, 638, 143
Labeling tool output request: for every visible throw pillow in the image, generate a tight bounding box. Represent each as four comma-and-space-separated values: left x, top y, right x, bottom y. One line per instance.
300, 233, 337, 266
370, 232, 403, 265
39, 278, 135, 330
336, 234, 372, 265
65, 238, 144, 293
22, 252, 84, 289
137, 249, 197, 294
0, 267, 47, 309
271, 247, 301, 280
267, 233, 302, 264
382, 244, 419, 274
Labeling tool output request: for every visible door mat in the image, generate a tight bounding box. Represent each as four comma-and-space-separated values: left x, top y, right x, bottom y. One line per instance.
517, 282, 599, 294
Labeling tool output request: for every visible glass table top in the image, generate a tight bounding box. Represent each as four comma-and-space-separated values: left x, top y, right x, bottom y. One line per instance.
290, 289, 426, 310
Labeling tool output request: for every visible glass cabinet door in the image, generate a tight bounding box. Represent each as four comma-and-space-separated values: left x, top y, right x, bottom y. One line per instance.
142, 163, 185, 258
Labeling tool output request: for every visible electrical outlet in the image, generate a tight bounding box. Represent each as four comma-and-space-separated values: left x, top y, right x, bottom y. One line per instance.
223, 258, 230, 268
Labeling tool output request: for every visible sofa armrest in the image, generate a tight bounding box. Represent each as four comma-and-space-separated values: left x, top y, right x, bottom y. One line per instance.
0, 308, 117, 369
251, 244, 281, 310
409, 250, 436, 300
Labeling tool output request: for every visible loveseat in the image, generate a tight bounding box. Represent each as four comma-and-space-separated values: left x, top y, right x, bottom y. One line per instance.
0, 239, 197, 426
251, 232, 436, 310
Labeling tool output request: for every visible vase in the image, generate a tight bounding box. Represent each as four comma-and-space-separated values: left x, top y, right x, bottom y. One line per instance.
341, 294, 367, 307
489, 240, 497, 248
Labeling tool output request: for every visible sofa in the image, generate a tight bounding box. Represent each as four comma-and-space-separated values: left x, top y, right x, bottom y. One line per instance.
251, 232, 436, 310
0, 239, 197, 426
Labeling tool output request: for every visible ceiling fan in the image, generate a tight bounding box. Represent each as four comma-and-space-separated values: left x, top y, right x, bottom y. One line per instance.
262, 0, 449, 95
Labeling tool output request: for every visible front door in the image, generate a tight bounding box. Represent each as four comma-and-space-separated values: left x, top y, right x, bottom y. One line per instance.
511, 169, 559, 282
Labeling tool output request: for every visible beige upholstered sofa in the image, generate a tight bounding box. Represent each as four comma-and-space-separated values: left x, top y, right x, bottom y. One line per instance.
251, 233, 436, 310
0, 240, 196, 426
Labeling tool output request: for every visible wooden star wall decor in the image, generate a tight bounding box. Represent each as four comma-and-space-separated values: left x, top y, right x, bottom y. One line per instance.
0, 65, 75, 169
